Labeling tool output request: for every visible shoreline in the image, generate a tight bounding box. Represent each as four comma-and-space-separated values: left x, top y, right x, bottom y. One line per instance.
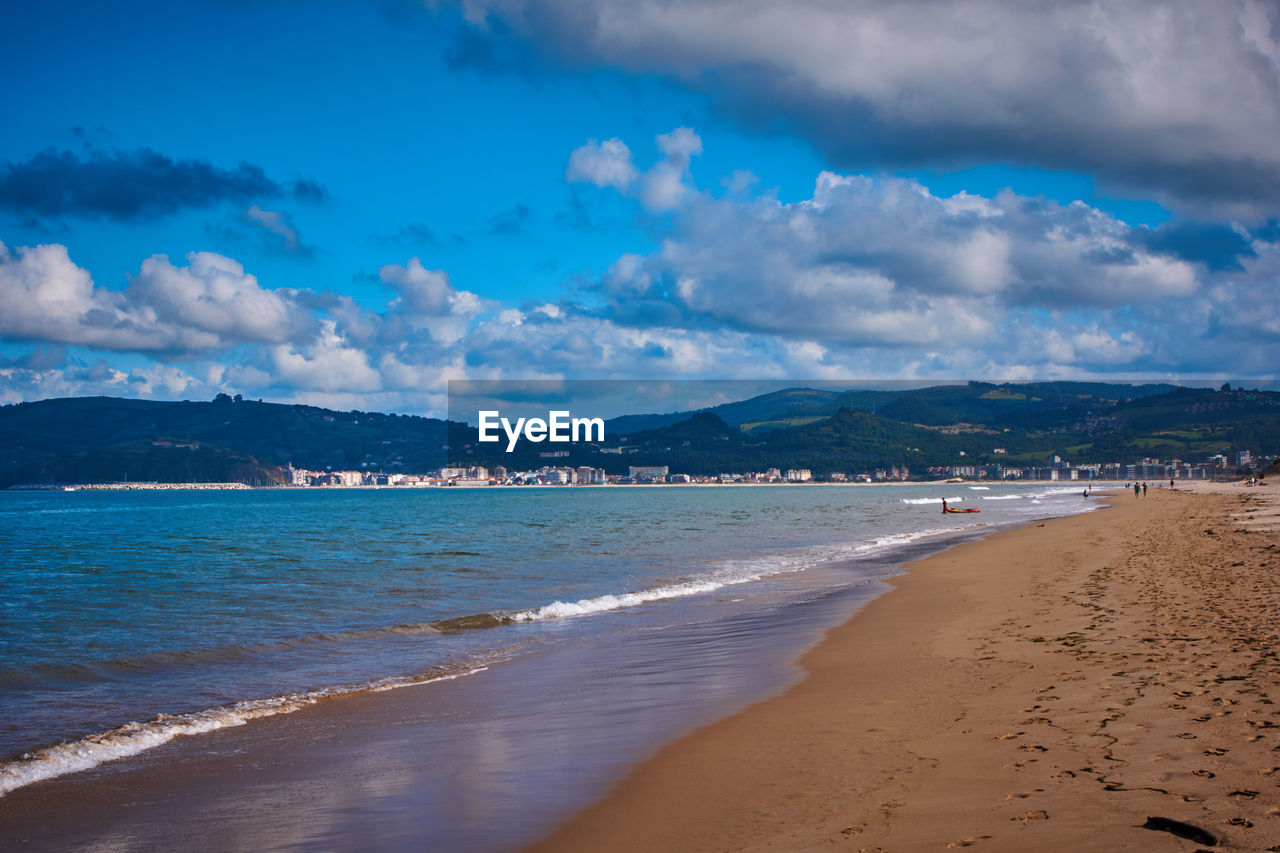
530, 482, 1280, 851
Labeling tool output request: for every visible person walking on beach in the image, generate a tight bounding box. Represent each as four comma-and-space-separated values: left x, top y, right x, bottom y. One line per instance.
1135, 483, 1141, 497
1142, 482, 1148, 496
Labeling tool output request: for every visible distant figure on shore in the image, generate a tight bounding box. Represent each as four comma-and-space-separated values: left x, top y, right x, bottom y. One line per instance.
1170, 478, 1175, 489
1083, 489, 1088, 499
1135, 483, 1141, 497
942, 499, 948, 513
1142, 482, 1148, 496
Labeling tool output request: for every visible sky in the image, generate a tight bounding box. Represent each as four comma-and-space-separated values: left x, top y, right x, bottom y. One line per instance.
2, 0, 1279, 416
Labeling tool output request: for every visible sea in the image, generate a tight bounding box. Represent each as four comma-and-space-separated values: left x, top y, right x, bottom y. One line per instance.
0, 482, 1101, 848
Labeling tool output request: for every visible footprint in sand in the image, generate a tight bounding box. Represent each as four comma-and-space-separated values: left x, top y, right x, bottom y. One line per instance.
996, 732, 1024, 740
1019, 744, 1049, 753
945, 836, 992, 848
1204, 747, 1229, 756
1012, 810, 1050, 823
1005, 789, 1045, 800
1191, 769, 1216, 778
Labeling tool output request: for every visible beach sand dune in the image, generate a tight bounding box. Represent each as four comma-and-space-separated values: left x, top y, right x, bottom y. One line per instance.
533, 484, 1280, 851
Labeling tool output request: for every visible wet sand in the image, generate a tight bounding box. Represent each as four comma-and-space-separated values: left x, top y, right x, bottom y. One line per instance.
532, 483, 1280, 851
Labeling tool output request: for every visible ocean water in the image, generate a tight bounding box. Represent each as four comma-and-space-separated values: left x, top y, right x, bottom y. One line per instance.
0, 483, 1098, 806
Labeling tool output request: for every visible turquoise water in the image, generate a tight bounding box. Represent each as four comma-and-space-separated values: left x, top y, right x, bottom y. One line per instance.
0, 483, 1096, 795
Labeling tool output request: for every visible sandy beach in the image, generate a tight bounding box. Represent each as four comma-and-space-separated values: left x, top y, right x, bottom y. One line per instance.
532, 482, 1280, 852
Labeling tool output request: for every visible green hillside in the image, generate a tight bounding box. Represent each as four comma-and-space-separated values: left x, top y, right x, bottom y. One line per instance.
3, 383, 1277, 486
0, 395, 454, 486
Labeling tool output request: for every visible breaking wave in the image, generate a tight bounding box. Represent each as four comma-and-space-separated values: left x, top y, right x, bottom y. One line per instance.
0, 667, 484, 797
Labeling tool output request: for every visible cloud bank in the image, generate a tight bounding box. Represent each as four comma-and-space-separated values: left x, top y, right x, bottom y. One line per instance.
4, 128, 1279, 413
458, 0, 1280, 215
0, 148, 325, 223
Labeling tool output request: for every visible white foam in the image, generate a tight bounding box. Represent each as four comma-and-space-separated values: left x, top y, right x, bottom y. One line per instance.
0, 668, 484, 797
968, 486, 990, 490
899, 496, 963, 505
511, 519, 989, 624
510, 581, 728, 621
844, 525, 974, 555
982, 494, 1025, 501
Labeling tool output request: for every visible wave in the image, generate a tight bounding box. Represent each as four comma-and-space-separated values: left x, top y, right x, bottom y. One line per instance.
968, 486, 990, 490
509, 581, 726, 621
844, 525, 979, 556
899, 496, 963, 505
0, 667, 485, 797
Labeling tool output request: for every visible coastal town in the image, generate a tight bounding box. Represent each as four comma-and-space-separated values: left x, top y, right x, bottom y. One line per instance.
280, 449, 1270, 488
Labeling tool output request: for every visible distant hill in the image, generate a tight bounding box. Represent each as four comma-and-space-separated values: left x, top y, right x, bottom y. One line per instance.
3, 439, 285, 487
0, 396, 453, 487
462, 383, 1280, 475
606, 381, 1184, 435
3, 383, 1278, 485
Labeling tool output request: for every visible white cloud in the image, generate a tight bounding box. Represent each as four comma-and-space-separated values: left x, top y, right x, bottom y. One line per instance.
569, 127, 703, 212
655, 127, 702, 169
0, 243, 313, 355
267, 320, 382, 393
566, 138, 637, 189
129, 251, 309, 344
379, 257, 490, 344
618, 168, 1208, 348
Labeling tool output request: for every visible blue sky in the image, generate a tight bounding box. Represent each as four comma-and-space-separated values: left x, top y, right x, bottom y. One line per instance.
2, 0, 1278, 414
